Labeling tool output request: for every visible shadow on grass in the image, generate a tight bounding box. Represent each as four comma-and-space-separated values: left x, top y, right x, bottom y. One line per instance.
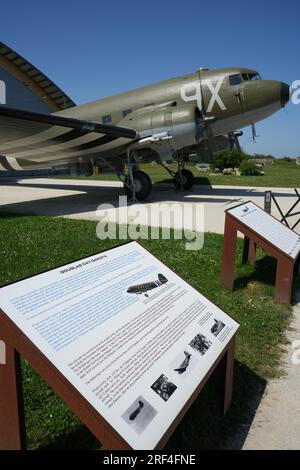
39, 359, 265, 450
0, 212, 30, 220
165, 359, 266, 450
234, 255, 277, 291
39, 425, 100, 450
234, 254, 300, 303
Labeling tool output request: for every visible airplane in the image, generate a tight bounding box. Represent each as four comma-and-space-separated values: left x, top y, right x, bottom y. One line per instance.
174, 351, 192, 374
0, 41, 291, 201
129, 400, 144, 421
127, 274, 168, 297
211, 319, 225, 336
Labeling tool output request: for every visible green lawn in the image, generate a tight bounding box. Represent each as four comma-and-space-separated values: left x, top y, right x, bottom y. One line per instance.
0, 214, 294, 449
55, 160, 300, 188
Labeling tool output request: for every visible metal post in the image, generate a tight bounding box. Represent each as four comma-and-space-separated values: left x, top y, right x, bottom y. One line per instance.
264, 190, 272, 214
0, 343, 26, 450
221, 215, 238, 290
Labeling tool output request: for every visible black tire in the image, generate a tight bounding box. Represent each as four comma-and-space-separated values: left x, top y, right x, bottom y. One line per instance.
174, 169, 194, 190
124, 170, 152, 201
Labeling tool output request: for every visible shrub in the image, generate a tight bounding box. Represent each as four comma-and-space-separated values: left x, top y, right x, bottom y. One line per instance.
280, 157, 292, 162
211, 148, 246, 171
240, 159, 261, 176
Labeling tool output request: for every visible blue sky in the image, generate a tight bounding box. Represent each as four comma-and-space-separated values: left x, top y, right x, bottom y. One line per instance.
1, 0, 299, 157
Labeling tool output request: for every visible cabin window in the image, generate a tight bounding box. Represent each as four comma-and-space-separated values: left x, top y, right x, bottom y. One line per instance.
229, 74, 242, 86
122, 108, 132, 118
102, 114, 112, 123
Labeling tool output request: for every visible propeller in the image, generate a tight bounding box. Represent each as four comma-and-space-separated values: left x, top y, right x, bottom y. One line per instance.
228, 131, 243, 153
251, 123, 257, 142
195, 110, 216, 143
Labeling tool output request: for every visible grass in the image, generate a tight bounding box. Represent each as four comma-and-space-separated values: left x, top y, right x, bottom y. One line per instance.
55, 160, 300, 188
0, 213, 293, 449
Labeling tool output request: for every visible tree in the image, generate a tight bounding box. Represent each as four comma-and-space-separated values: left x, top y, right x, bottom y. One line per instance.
211, 148, 246, 171
240, 159, 261, 176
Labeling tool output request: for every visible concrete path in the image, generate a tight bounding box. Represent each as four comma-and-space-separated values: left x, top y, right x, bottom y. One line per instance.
0, 178, 299, 234
242, 292, 300, 450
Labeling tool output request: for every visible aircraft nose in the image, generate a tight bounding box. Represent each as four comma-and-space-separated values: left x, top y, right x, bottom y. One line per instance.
280, 82, 290, 107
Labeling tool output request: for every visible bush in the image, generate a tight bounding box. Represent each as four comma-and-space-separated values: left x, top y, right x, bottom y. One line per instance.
211, 148, 246, 171
240, 159, 261, 176
280, 157, 292, 162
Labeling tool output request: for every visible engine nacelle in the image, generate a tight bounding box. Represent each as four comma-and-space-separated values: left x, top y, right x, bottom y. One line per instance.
123, 104, 201, 156
149, 104, 201, 149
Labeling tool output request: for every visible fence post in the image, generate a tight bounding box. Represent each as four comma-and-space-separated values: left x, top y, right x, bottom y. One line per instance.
264, 190, 272, 214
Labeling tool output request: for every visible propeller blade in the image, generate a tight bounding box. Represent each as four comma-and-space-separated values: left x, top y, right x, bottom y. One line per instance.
251, 123, 257, 142
235, 136, 241, 153
229, 137, 235, 151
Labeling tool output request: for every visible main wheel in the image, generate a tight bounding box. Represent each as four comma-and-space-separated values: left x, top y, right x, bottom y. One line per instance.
174, 169, 195, 190
124, 170, 152, 201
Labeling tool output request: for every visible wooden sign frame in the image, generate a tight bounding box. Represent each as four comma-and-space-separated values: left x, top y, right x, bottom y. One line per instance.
0, 242, 237, 450
221, 201, 300, 303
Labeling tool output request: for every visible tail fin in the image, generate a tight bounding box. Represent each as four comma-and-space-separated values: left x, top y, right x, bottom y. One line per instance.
0, 41, 75, 112
158, 274, 168, 284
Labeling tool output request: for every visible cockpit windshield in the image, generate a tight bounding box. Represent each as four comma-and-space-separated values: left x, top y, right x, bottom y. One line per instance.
242, 72, 262, 81
229, 72, 262, 86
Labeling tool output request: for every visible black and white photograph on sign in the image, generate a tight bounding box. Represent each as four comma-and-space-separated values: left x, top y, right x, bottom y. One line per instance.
122, 396, 157, 435
151, 374, 177, 402
189, 333, 212, 356
169, 350, 198, 379
211, 319, 226, 337
126, 273, 168, 298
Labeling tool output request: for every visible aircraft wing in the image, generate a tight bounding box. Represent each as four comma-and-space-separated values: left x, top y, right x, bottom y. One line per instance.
0, 105, 137, 167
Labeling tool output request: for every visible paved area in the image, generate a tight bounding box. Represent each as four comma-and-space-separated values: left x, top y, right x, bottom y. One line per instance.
242, 292, 300, 450
0, 178, 299, 234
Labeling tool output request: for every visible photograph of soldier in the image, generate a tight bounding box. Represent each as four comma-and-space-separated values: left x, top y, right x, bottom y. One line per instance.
151, 374, 177, 402
189, 333, 212, 355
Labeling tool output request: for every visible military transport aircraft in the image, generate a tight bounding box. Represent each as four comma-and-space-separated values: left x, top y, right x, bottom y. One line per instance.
127, 274, 168, 297
0, 41, 290, 201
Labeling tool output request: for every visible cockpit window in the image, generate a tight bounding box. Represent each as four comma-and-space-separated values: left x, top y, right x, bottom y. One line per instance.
229, 74, 242, 86
249, 73, 261, 80
242, 72, 262, 81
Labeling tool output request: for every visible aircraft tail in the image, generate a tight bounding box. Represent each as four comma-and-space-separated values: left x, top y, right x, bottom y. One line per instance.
0, 41, 75, 112
158, 274, 168, 285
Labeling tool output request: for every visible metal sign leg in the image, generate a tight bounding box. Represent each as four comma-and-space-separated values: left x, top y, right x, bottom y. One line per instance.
0, 342, 26, 450
224, 337, 235, 414
221, 218, 237, 290
275, 257, 294, 304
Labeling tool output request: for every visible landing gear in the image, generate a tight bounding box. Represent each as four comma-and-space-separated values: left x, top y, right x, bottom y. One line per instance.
157, 152, 195, 191
123, 148, 152, 202
124, 170, 152, 201
174, 169, 194, 190
96, 151, 152, 202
